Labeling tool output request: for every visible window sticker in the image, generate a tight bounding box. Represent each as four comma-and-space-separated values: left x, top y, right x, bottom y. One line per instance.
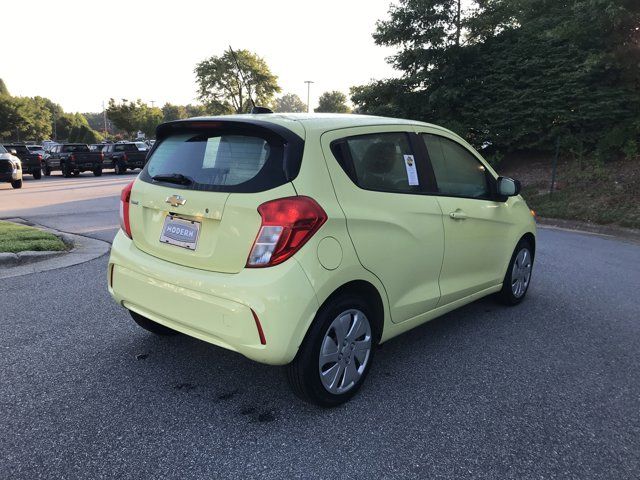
404, 154, 419, 185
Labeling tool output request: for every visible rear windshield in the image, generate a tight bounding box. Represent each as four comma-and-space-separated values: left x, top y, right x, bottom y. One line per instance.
27, 146, 43, 151
62, 145, 90, 153
6, 145, 29, 155
140, 128, 290, 193
114, 144, 139, 152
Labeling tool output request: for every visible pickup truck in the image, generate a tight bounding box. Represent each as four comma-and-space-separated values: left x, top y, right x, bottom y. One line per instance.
43, 143, 103, 177
2, 144, 42, 179
0, 144, 23, 189
101, 142, 148, 175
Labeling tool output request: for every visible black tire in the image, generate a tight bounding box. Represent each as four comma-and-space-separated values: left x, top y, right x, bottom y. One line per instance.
286, 293, 377, 407
72, 170, 80, 177
130, 310, 178, 336
62, 163, 72, 178
43, 165, 51, 176
32, 168, 42, 180
496, 239, 534, 305
93, 167, 102, 177
11, 179, 22, 189
114, 162, 123, 175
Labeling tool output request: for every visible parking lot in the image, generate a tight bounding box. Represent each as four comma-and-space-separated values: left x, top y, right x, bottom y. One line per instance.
0, 174, 638, 479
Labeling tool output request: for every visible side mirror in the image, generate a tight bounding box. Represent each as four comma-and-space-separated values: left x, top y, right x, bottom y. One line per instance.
497, 176, 521, 197
9, 149, 17, 155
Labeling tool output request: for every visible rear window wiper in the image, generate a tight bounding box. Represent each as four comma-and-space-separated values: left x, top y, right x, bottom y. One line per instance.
152, 173, 193, 186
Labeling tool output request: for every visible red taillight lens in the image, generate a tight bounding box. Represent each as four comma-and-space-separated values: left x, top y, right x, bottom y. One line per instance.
123, 153, 128, 162
246, 196, 327, 268
100, 153, 104, 161
119, 181, 134, 239
37, 154, 42, 160
69, 154, 76, 161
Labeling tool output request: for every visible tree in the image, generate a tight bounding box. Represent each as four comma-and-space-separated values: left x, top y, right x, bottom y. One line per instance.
162, 103, 188, 122
315, 91, 351, 113
106, 99, 163, 138
352, 0, 640, 156
194, 49, 281, 114
273, 93, 307, 113
0, 78, 9, 96
0, 95, 52, 141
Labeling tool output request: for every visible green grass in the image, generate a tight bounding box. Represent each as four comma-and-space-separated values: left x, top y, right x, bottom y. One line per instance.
0, 221, 67, 253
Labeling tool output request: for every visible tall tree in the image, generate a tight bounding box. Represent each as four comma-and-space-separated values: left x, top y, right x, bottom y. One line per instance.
0, 78, 9, 96
194, 49, 280, 114
315, 91, 351, 113
273, 93, 307, 113
162, 103, 188, 122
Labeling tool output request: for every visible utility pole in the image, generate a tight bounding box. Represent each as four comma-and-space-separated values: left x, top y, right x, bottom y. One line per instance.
304, 80, 314, 113
150, 100, 156, 108
102, 101, 107, 137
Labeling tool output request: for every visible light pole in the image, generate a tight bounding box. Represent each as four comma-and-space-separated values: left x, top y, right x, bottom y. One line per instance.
304, 80, 314, 113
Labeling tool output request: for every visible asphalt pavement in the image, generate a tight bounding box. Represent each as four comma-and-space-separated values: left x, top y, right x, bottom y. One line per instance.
1, 173, 639, 479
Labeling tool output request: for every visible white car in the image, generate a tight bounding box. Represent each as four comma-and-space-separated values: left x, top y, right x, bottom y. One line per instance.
0, 145, 23, 189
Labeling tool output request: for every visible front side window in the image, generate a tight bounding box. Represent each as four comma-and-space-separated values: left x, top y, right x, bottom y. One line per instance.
337, 132, 422, 194
422, 134, 490, 199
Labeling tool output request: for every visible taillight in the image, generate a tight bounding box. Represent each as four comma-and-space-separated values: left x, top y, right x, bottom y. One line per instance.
123, 153, 128, 162
246, 196, 327, 268
119, 181, 134, 239
37, 154, 42, 160
100, 153, 104, 161
69, 154, 76, 162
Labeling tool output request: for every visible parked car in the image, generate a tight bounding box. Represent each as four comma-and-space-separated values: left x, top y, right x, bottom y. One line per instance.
43, 143, 103, 177
0, 144, 23, 189
101, 142, 148, 174
26, 145, 45, 157
89, 144, 105, 152
108, 113, 536, 407
134, 141, 148, 151
2, 144, 42, 179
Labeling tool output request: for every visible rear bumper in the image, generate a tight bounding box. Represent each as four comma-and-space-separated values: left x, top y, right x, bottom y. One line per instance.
108, 231, 319, 365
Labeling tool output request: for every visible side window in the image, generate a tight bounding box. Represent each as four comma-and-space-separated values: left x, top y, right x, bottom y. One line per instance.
422, 134, 490, 199
336, 132, 422, 194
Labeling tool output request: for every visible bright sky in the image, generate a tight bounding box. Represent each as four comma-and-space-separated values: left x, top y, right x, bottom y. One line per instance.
2, 0, 401, 113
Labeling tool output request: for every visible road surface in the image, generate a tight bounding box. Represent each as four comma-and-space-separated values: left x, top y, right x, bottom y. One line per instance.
1, 174, 639, 479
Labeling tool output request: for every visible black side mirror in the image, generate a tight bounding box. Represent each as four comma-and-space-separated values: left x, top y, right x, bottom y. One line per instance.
497, 176, 521, 197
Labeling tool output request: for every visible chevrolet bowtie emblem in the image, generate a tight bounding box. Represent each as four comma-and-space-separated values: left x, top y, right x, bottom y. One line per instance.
166, 195, 186, 207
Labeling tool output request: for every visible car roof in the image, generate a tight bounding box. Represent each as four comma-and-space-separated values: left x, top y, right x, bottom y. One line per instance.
181, 113, 458, 139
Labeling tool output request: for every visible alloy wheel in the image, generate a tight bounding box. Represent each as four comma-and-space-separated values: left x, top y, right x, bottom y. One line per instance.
511, 247, 532, 298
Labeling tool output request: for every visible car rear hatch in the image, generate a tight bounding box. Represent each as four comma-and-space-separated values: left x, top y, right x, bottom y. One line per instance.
128, 118, 305, 274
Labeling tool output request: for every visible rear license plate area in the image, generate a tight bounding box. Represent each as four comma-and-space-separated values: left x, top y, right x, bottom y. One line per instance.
160, 215, 200, 250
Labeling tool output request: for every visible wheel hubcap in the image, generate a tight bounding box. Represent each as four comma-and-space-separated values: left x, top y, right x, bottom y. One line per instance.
319, 309, 372, 395
511, 247, 532, 298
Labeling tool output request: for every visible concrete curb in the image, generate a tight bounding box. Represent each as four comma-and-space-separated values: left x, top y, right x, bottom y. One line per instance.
537, 217, 640, 245
0, 218, 111, 279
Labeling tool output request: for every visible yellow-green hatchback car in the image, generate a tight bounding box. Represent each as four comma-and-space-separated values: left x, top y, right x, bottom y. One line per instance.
108, 113, 536, 406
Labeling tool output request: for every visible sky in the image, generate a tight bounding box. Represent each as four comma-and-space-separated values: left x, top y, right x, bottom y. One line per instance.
2, 0, 402, 113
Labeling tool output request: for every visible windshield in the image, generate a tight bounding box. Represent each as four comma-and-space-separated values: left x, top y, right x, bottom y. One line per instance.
114, 144, 139, 152
0, 145, 7, 154
6, 145, 29, 155
140, 129, 289, 193
62, 145, 90, 153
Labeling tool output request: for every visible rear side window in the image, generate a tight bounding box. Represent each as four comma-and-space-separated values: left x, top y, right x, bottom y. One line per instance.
62, 145, 90, 153
333, 132, 423, 194
140, 127, 293, 193
422, 134, 490, 199
114, 144, 138, 152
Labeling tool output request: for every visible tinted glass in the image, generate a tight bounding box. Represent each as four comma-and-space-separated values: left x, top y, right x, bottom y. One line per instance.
62, 145, 90, 153
343, 132, 421, 193
0, 145, 7, 154
422, 134, 489, 198
6, 145, 29, 155
141, 131, 286, 192
114, 144, 138, 152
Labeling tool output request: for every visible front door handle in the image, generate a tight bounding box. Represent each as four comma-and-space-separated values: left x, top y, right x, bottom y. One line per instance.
449, 210, 468, 220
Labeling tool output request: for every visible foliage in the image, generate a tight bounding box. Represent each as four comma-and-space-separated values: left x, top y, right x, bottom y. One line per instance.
162, 103, 188, 122
0, 95, 52, 141
0, 221, 67, 253
274, 93, 307, 113
106, 99, 163, 137
315, 91, 351, 113
0, 78, 8, 96
352, 0, 640, 158
194, 49, 281, 113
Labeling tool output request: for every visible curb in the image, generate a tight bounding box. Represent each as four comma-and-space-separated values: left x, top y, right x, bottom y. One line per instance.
0, 219, 111, 279
536, 217, 640, 245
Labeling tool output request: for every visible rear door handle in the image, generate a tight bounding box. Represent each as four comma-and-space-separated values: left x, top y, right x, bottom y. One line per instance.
449, 210, 468, 220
